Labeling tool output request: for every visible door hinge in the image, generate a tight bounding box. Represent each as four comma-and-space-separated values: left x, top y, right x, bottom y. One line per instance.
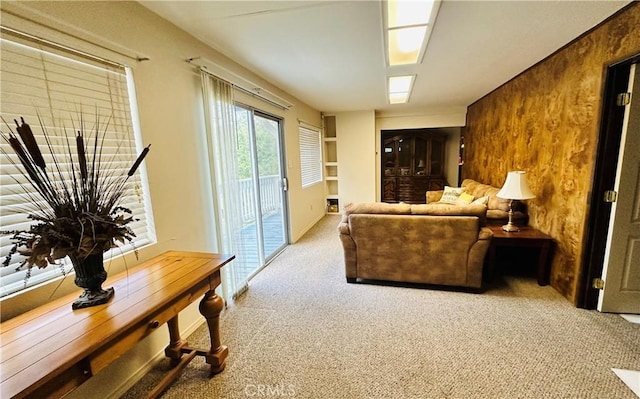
592, 278, 605, 290
603, 190, 618, 203
616, 92, 631, 106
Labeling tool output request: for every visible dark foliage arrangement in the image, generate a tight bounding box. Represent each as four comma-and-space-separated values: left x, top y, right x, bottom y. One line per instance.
1, 114, 150, 276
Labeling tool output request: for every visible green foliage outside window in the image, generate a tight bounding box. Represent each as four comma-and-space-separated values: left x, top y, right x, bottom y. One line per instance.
235, 108, 280, 180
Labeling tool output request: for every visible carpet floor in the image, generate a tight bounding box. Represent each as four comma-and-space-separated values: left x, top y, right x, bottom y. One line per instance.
123, 215, 640, 398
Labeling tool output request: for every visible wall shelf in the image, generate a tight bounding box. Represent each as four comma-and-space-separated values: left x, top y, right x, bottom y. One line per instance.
324, 115, 339, 213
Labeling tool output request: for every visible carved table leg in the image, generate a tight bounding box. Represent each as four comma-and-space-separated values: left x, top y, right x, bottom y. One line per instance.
199, 290, 228, 376
164, 316, 187, 367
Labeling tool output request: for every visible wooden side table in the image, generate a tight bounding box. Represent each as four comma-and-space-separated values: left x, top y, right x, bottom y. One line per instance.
486, 225, 555, 285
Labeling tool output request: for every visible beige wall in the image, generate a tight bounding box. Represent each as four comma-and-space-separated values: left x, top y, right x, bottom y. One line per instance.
464, 3, 640, 303
329, 110, 465, 207
375, 107, 467, 130
0, 1, 323, 396
335, 111, 377, 206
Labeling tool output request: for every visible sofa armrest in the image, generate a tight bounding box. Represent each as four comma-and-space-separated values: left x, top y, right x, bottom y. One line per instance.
426, 190, 443, 204
465, 227, 493, 288
478, 227, 493, 240
337, 221, 350, 235
337, 221, 357, 280
467, 234, 492, 288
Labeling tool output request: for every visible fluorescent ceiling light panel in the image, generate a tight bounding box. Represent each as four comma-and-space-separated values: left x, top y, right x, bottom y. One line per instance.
389, 75, 413, 92
389, 92, 410, 104
388, 75, 414, 104
388, 0, 433, 28
388, 26, 427, 65
385, 0, 438, 66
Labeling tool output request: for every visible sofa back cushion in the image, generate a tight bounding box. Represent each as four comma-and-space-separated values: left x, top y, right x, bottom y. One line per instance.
461, 179, 511, 212
342, 201, 488, 226
410, 203, 487, 226
343, 202, 412, 215
341, 202, 411, 223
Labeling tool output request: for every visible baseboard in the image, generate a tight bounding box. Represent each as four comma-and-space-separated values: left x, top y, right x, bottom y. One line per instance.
107, 316, 207, 399
292, 213, 326, 243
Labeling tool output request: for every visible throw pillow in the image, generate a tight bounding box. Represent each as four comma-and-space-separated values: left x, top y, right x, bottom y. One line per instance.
472, 195, 489, 205
456, 192, 475, 205
439, 186, 465, 204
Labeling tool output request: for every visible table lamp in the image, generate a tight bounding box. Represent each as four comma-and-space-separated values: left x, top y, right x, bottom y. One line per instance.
496, 171, 535, 232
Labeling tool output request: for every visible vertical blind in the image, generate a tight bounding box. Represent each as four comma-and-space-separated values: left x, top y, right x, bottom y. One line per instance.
298, 125, 323, 188
0, 35, 155, 297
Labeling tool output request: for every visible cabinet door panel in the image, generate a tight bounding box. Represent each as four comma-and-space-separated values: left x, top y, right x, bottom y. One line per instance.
398, 177, 430, 203
414, 137, 427, 176
397, 139, 411, 176
428, 178, 446, 191
429, 138, 444, 176
383, 141, 396, 177
383, 178, 397, 202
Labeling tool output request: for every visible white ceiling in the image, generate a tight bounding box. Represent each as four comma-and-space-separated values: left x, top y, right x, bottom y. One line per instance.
139, 0, 630, 115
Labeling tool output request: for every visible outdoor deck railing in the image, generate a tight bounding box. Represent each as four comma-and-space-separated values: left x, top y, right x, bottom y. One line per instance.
238, 175, 282, 225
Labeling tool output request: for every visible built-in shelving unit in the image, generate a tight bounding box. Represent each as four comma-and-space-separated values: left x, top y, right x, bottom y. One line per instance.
323, 116, 339, 213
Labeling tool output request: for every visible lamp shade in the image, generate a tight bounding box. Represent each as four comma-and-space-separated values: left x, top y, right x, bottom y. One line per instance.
496, 171, 535, 200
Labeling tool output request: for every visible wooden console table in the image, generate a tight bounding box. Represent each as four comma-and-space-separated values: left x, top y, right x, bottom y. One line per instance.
0, 250, 234, 399
486, 225, 554, 286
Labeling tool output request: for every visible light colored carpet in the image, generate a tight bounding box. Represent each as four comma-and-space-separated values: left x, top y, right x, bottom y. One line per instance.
123, 215, 640, 398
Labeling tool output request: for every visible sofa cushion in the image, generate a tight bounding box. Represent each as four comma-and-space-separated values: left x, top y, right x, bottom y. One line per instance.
343, 202, 412, 216
440, 186, 465, 204
461, 179, 528, 224
426, 190, 444, 204
410, 203, 487, 226
471, 195, 489, 205
461, 179, 511, 212
456, 192, 475, 205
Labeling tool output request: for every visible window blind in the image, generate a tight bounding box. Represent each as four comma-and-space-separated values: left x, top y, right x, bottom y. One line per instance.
0, 36, 156, 297
298, 126, 323, 188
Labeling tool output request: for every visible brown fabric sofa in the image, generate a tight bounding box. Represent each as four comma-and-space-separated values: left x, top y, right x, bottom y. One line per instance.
338, 202, 492, 290
426, 178, 528, 226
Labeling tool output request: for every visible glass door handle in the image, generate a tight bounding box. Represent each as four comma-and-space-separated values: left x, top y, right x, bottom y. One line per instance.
282, 177, 288, 191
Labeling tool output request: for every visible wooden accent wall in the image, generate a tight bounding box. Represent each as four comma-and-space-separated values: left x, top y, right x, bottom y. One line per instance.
464, 3, 640, 303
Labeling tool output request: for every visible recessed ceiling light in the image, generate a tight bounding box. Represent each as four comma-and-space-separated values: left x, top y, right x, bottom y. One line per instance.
388, 75, 415, 104
388, 0, 433, 28
385, 0, 440, 66
388, 26, 427, 65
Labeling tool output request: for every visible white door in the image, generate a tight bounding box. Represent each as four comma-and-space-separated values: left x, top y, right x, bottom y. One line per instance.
598, 63, 640, 313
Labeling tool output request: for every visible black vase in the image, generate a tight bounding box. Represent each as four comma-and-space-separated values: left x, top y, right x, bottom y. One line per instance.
69, 252, 115, 310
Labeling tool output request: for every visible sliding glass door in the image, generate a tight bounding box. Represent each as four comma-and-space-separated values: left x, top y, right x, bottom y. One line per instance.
234, 105, 288, 282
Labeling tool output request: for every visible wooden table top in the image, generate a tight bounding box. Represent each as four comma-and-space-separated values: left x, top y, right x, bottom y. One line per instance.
0, 250, 234, 399
487, 225, 553, 240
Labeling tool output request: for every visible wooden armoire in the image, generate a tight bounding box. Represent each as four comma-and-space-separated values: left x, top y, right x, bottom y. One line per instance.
381, 129, 447, 203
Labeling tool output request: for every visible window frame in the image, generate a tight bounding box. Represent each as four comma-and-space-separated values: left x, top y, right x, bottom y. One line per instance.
298, 125, 323, 188
0, 34, 156, 298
